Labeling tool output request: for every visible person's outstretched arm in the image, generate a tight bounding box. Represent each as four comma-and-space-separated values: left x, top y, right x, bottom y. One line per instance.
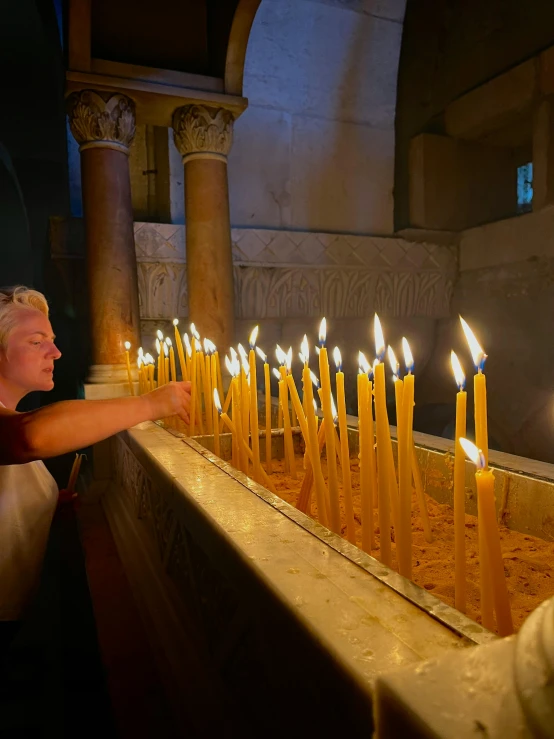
0, 382, 191, 465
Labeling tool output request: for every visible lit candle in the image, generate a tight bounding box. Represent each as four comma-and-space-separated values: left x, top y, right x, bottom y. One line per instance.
396, 338, 414, 580
189, 332, 197, 436
276, 345, 296, 478
358, 352, 376, 552
137, 357, 145, 394
193, 338, 205, 434
300, 353, 329, 527
460, 439, 513, 636
451, 350, 467, 613
156, 331, 164, 386
164, 342, 170, 389
173, 319, 187, 381
257, 346, 272, 474
214, 389, 276, 494
208, 342, 220, 457
318, 319, 341, 535
184, 332, 192, 380
248, 327, 262, 482
286, 347, 297, 428
333, 347, 356, 544
460, 317, 489, 467
373, 315, 392, 567
145, 353, 155, 391
166, 337, 177, 382
225, 355, 238, 467
124, 341, 135, 396
202, 339, 214, 434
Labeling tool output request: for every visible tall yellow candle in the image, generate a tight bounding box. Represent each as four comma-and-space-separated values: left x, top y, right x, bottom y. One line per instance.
173, 319, 187, 381
164, 343, 170, 387
193, 339, 204, 434
451, 351, 467, 614
257, 347, 272, 474
166, 338, 177, 382
184, 333, 192, 380
358, 353, 376, 552
318, 319, 341, 535
275, 367, 297, 479
189, 339, 197, 436
333, 347, 356, 544
215, 350, 223, 402
210, 349, 220, 457
373, 315, 392, 567
124, 341, 135, 396
203, 340, 214, 434
301, 361, 330, 527
397, 338, 414, 580
248, 327, 262, 481
232, 366, 247, 473
460, 439, 513, 636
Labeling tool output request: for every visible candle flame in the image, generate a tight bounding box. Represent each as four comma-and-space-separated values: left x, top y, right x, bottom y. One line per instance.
241, 355, 250, 376
138, 346, 143, 357
319, 317, 327, 347
184, 333, 191, 357
225, 355, 234, 377
402, 337, 414, 374
460, 316, 487, 371
358, 351, 371, 376
333, 346, 342, 372
230, 346, 238, 362
315, 346, 320, 356
301, 335, 309, 363
237, 343, 247, 360
164, 343, 168, 357
256, 346, 267, 363
387, 346, 399, 378
310, 370, 320, 388
124, 341, 131, 351
137, 357, 142, 369
165, 336, 172, 346
155, 338, 161, 354
190, 323, 199, 340
276, 344, 287, 366
313, 399, 318, 414
374, 314, 385, 360
249, 325, 259, 349
459, 437, 486, 470
213, 388, 222, 413
203, 337, 210, 354
156, 330, 163, 341
299, 352, 306, 365
286, 347, 292, 372
450, 350, 466, 390
173, 318, 179, 327
272, 367, 281, 381
195, 338, 202, 352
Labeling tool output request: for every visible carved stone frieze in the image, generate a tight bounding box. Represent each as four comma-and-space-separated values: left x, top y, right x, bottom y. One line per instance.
172, 105, 234, 162
66, 89, 136, 153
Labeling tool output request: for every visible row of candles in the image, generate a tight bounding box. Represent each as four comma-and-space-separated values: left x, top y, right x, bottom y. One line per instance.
123, 314, 512, 636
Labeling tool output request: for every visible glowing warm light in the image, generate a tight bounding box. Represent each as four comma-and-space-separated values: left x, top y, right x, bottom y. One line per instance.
333, 347, 342, 371
138, 346, 143, 357
213, 388, 222, 413
238, 343, 247, 360
163, 343, 168, 357
276, 344, 287, 366
155, 338, 161, 354
184, 334, 191, 356
195, 338, 202, 352
459, 437, 486, 470
299, 352, 307, 365
460, 316, 487, 371
374, 314, 385, 360
358, 351, 371, 375
137, 357, 142, 369
301, 335, 309, 363
319, 317, 327, 347
165, 336, 172, 346
310, 370, 320, 388
241, 354, 250, 376
225, 355, 234, 376
203, 338, 210, 354
272, 368, 281, 380
402, 338, 414, 373
124, 341, 131, 350
249, 325, 259, 349
313, 399, 318, 414
315, 346, 320, 356
173, 318, 179, 327
451, 350, 466, 390
387, 346, 399, 377
156, 330, 163, 341
286, 347, 292, 371
230, 347, 238, 363
256, 346, 267, 363
331, 394, 338, 422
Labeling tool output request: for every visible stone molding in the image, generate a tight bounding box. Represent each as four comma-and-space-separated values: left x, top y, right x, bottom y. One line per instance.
172, 105, 234, 163
50, 219, 456, 320
66, 89, 136, 154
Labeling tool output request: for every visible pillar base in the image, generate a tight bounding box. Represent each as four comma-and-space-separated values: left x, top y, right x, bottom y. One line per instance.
87, 363, 137, 385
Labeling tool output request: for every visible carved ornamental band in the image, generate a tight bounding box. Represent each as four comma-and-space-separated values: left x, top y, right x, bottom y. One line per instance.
172, 105, 234, 163
66, 90, 136, 154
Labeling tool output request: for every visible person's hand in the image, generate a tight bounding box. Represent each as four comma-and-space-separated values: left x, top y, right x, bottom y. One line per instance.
145, 381, 191, 424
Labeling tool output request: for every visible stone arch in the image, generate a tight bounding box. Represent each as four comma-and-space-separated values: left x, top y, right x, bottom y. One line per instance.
225, 0, 263, 96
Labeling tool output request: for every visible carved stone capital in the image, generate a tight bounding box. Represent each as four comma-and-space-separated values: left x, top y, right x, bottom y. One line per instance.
66, 90, 136, 154
172, 105, 234, 163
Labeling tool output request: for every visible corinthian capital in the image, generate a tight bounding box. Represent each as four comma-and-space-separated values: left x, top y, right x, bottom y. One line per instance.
172, 105, 234, 163
66, 90, 136, 154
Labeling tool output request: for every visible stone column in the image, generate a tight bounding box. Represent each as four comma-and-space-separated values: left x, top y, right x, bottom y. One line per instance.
172, 105, 235, 353
67, 89, 141, 384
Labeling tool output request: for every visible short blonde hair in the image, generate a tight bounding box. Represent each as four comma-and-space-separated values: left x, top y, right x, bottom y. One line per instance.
0, 286, 49, 349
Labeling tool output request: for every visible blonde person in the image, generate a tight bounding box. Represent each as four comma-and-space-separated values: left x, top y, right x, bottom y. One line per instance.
0, 286, 191, 652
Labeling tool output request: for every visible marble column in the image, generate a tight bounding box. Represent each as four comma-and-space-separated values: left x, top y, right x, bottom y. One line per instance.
172, 105, 235, 354
66, 89, 140, 384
